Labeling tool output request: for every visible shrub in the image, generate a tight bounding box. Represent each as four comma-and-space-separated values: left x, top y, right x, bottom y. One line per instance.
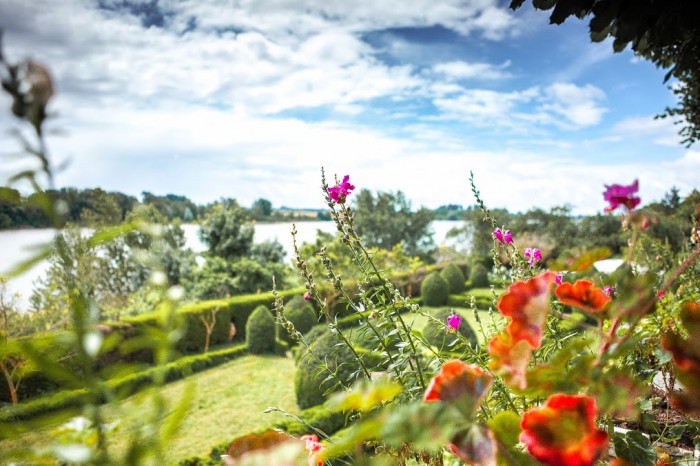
282, 296, 318, 342
295, 332, 361, 409
422, 308, 477, 352
469, 263, 490, 288
440, 263, 466, 294
245, 305, 276, 354
420, 271, 450, 306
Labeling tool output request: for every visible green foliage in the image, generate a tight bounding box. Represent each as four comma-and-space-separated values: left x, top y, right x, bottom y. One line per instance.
353, 189, 436, 259
469, 262, 490, 288
511, 0, 700, 146
199, 199, 254, 260
295, 332, 361, 410
282, 296, 317, 341
245, 305, 277, 354
440, 263, 466, 294
422, 308, 477, 351
420, 272, 449, 306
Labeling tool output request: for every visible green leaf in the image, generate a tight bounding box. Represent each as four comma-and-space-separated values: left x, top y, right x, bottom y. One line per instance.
613, 430, 656, 466
487, 411, 521, 447
327, 377, 402, 412
549, 247, 611, 271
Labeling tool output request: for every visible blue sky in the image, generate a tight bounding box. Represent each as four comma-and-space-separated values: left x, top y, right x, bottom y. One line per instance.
0, 0, 697, 214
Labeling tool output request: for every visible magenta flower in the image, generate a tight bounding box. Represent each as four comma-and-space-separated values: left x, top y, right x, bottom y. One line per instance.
524, 248, 542, 266
603, 285, 614, 296
493, 228, 514, 245
555, 274, 563, 285
446, 312, 461, 332
303, 291, 312, 302
328, 175, 355, 204
603, 179, 640, 213
658, 290, 664, 300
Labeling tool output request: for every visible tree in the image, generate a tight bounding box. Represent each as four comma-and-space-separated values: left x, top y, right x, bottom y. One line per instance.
353, 189, 436, 259
511, 0, 700, 146
251, 198, 273, 220
199, 199, 254, 260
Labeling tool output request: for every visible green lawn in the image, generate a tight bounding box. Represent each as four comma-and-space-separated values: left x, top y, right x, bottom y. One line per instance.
0, 355, 297, 465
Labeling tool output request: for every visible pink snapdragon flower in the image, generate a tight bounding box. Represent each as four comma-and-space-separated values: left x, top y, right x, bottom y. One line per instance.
603, 180, 640, 213
301, 434, 325, 466
603, 285, 615, 296
524, 247, 542, 266
493, 227, 513, 244
658, 290, 664, 300
328, 175, 355, 204
555, 274, 563, 285
303, 291, 312, 302
446, 312, 461, 332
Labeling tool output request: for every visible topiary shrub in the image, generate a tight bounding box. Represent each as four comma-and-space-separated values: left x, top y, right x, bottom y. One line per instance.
469, 263, 490, 288
440, 263, 466, 294
295, 332, 361, 409
422, 308, 477, 352
281, 296, 318, 343
246, 305, 276, 354
420, 271, 449, 306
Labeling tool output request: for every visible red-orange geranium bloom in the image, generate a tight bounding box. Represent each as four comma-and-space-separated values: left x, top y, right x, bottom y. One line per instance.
555, 280, 611, 314
424, 359, 493, 416
487, 332, 533, 390
497, 271, 556, 347
520, 394, 608, 466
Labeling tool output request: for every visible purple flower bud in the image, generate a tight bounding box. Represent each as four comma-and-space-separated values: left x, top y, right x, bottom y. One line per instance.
446, 312, 461, 332
503, 230, 513, 244
493, 227, 504, 243
303, 291, 312, 301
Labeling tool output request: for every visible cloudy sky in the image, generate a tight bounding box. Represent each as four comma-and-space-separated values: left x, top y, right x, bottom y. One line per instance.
0, 0, 698, 215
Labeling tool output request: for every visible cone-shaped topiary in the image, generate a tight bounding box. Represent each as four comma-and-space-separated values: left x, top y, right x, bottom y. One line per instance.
421, 271, 450, 306
281, 296, 318, 344
295, 332, 361, 409
440, 263, 466, 294
422, 308, 478, 352
470, 263, 490, 288
246, 305, 276, 354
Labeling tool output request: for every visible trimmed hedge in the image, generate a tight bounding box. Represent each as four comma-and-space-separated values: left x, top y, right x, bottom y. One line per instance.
420, 272, 449, 306
281, 296, 318, 344
0, 344, 248, 423
246, 305, 277, 354
469, 263, 490, 288
440, 263, 466, 294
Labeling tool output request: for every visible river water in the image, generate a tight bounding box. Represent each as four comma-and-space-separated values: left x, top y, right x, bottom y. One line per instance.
0, 220, 465, 309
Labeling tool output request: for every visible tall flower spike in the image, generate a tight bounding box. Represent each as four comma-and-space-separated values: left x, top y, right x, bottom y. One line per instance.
520, 394, 608, 466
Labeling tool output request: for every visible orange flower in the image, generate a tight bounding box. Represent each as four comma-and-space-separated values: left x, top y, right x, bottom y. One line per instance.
555, 280, 611, 314
497, 271, 556, 347
520, 394, 608, 466
423, 360, 493, 416
487, 332, 533, 390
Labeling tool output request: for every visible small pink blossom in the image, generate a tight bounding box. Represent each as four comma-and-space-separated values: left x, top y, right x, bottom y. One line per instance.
603, 180, 640, 213
328, 175, 355, 204
658, 290, 664, 300
446, 312, 461, 332
301, 434, 325, 466
493, 227, 513, 245
555, 274, 563, 285
524, 247, 542, 266
603, 285, 615, 296
303, 291, 312, 302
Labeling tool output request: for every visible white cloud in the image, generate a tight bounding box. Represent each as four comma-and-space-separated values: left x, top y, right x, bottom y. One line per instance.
433, 60, 511, 81
540, 83, 607, 127
611, 115, 680, 146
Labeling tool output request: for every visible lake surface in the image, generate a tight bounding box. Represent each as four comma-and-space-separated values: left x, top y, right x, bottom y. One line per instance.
0, 220, 465, 309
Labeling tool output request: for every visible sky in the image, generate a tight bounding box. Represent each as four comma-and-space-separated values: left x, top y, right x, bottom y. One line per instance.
0, 0, 698, 215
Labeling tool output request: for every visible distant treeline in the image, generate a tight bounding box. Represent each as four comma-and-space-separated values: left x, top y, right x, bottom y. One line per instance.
0, 187, 329, 229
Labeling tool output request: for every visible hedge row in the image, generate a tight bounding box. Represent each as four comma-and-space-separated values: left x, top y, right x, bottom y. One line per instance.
0, 343, 248, 423
178, 405, 347, 465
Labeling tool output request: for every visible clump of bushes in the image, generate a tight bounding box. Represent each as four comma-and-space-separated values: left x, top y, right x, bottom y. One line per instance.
245, 305, 276, 354
469, 263, 490, 288
295, 332, 361, 409
420, 271, 449, 306
440, 263, 466, 294
422, 308, 477, 352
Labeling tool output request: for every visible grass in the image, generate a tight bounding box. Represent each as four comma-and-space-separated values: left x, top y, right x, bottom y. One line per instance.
0, 354, 297, 465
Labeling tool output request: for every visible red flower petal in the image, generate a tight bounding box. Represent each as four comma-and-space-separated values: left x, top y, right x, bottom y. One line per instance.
487, 332, 533, 390
423, 360, 493, 415
520, 394, 608, 466
497, 271, 556, 347
555, 280, 611, 314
